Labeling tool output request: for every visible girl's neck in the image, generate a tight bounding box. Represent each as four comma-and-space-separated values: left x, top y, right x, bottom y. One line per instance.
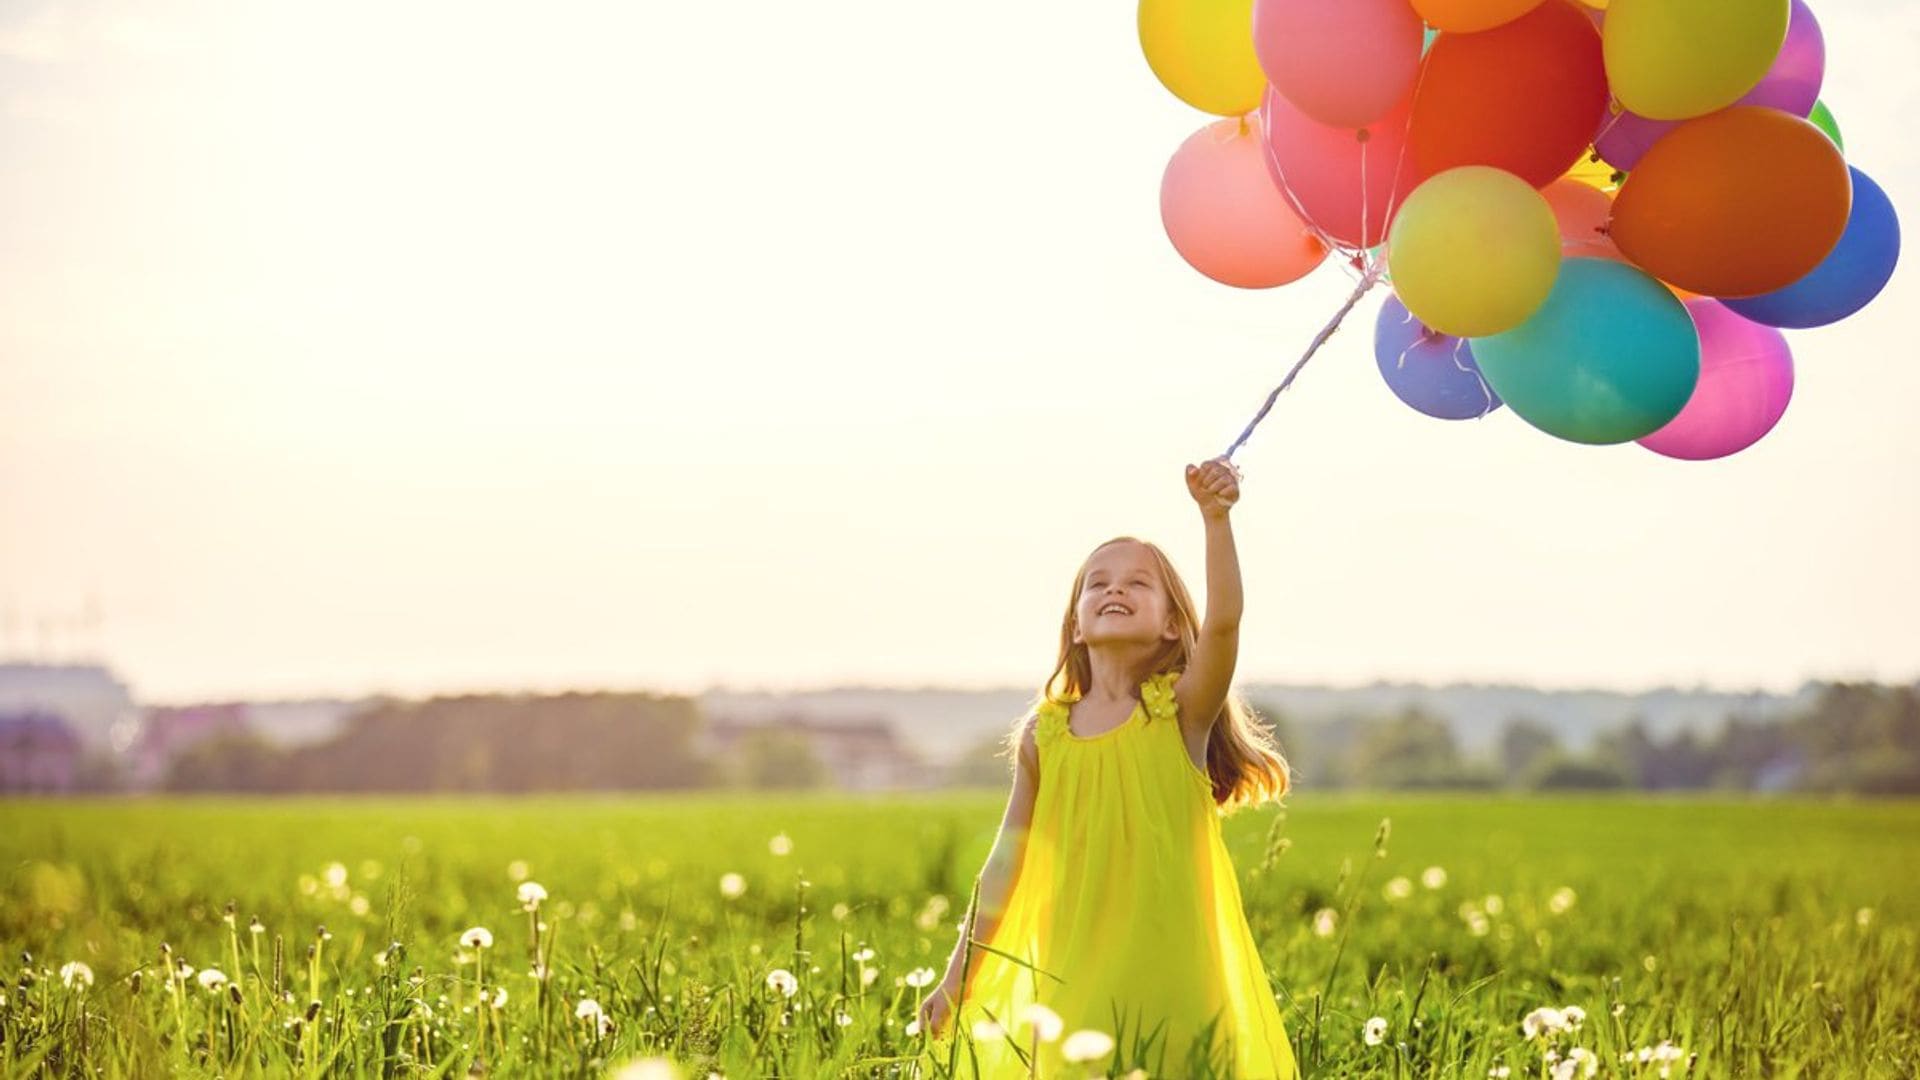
1083, 644, 1159, 701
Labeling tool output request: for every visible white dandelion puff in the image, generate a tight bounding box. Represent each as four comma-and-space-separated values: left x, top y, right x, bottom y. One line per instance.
59, 962, 94, 990
323, 862, 349, 889
719, 873, 747, 900
518, 882, 548, 911
1562, 1005, 1587, 1028
1548, 887, 1577, 914
765, 969, 799, 997
769, 833, 793, 857
972, 1019, 1005, 1041
1062, 1029, 1116, 1062
1421, 866, 1447, 889
905, 1019, 922, 1037
610, 1059, 682, 1080
460, 927, 493, 950
1363, 1016, 1388, 1047
905, 967, 938, 989
851, 947, 876, 963
1383, 876, 1413, 901
1020, 1003, 1064, 1043
1522, 1007, 1569, 1040
1312, 908, 1338, 938
835, 1011, 854, 1028
197, 969, 229, 992
1488, 1068, 1512, 1079
1482, 893, 1504, 916
506, 860, 530, 882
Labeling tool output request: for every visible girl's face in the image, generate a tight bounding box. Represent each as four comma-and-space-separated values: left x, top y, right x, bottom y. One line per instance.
1073, 543, 1176, 648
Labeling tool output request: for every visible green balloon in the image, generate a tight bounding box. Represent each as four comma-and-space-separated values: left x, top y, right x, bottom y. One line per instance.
1471, 259, 1700, 445
1808, 99, 1844, 152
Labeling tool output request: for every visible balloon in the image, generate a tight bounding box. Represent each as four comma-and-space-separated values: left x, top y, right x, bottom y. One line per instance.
1159, 117, 1329, 288
1260, 83, 1418, 249
1610, 106, 1850, 298
1603, 0, 1790, 121
1253, 0, 1423, 129
1139, 0, 1266, 117
1723, 166, 1901, 328
1562, 148, 1623, 193
1596, 0, 1824, 170
1472, 258, 1700, 445
1412, 0, 1546, 34
1409, 1, 1610, 187
1387, 166, 1561, 337
1374, 294, 1503, 419
1808, 98, 1843, 150
1541, 177, 1622, 261
1637, 300, 1793, 460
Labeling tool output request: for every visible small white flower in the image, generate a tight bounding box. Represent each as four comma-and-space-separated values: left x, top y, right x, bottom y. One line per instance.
905, 967, 938, 989
1020, 1003, 1064, 1043
1548, 886, 1577, 914
1062, 1029, 1116, 1062
490, 986, 509, 1008
610, 1059, 681, 1080
835, 1011, 854, 1027
769, 833, 793, 856
1363, 1016, 1387, 1047
460, 927, 493, 950
197, 969, 229, 992
507, 860, 530, 882
1421, 866, 1447, 889
719, 873, 747, 899
1383, 876, 1413, 901
175, 961, 195, 981
59, 962, 94, 990
1488, 1067, 1512, 1079
765, 969, 799, 997
1562, 1004, 1587, 1028
324, 862, 349, 889
1522, 1006, 1568, 1040
860, 967, 879, 988
1482, 893, 1505, 916
972, 1019, 1005, 1041
1466, 912, 1491, 937
1312, 908, 1338, 938
575, 997, 614, 1035
1551, 1047, 1598, 1080
1856, 907, 1875, 928
904, 1019, 922, 1037
851, 947, 876, 963
518, 882, 548, 911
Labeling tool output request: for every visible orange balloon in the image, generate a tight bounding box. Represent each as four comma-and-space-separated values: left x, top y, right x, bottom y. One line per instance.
1412, 0, 1546, 33
1542, 178, 1620, 261
1409, 1, 1610, 188
1610, 106, 1850, 298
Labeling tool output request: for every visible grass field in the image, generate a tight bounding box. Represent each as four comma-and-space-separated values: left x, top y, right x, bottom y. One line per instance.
2, 793, 1916, 1078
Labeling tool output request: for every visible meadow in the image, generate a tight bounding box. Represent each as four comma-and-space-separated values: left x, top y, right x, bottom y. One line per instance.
1, 793, 1916, 1078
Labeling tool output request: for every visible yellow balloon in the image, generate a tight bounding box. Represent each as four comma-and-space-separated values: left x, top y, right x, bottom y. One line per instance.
1562, 146, 1622, 193
1387, 167, 1562, 338
1138, 0, 1264, 117
1603, 0, 1789, 121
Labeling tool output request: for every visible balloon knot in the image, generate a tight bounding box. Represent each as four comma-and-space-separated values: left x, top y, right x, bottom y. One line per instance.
1354, 128, 1372, 144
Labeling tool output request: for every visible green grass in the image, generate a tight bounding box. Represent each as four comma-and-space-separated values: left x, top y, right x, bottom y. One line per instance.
2, 793, 1917, 1078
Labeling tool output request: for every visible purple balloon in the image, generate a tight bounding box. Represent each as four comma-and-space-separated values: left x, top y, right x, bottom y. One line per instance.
1596, 0, 1824, 170
1373, 294, 1502, 421
1637, 300, 1794, 461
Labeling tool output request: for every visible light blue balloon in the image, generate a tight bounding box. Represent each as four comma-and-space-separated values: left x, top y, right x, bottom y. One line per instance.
1472, 259, 1701, 445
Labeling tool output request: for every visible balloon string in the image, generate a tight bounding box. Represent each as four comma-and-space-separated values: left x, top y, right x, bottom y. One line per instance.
1222, 261, 1386, 462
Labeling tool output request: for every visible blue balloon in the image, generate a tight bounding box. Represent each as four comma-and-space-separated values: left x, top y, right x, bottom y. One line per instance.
1374, 294, 1501, 420
1724, 166, 1900, 328
1472, 259, 1700, 445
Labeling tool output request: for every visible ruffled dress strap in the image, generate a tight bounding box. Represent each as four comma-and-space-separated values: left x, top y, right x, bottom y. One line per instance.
1140, 669, 1181, 723
1033, 696, 1071, 749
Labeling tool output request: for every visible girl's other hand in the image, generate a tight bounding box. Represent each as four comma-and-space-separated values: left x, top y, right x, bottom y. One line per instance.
1186, 456, 1242, 518
916, 972, 962, 1039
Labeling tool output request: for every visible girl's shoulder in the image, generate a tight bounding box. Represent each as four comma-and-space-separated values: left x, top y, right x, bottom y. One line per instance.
1033, 696, 1070, 747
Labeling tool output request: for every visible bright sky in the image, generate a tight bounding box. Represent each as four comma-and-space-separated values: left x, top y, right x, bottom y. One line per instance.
2, 0, 1917, 704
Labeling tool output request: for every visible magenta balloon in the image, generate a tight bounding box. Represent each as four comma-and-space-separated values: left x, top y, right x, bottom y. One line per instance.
1637, 300, 1794, 461
1253, 0, 1424, 129
1261, 82, 1418, 249
1597, 0, 1825, 170
1160, 117, 1329, 289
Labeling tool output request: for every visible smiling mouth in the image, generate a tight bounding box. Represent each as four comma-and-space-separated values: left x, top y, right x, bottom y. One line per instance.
1098, 605, 1133, 616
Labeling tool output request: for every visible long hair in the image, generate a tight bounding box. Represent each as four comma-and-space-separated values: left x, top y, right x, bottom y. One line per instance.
1005, 536, 1291, 813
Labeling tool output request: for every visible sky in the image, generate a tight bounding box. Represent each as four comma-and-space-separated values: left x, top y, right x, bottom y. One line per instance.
2, 0, 1917, 705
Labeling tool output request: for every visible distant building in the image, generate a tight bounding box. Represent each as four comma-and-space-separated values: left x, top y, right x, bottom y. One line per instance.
0, 710, 82, 793
0, 663, 141, 753
132, 704, 251, 788
701, 713, 932, 791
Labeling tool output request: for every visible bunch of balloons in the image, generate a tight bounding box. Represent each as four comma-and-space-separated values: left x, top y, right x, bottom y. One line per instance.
1146, 0, 1899, 460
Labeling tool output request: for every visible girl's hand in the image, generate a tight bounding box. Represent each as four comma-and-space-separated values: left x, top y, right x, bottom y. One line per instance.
916, 971, 963, 1039
1186, 456, 1242, 519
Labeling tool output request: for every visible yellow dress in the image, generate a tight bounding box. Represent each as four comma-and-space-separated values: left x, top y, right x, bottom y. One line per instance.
952, 670, 1299, 1079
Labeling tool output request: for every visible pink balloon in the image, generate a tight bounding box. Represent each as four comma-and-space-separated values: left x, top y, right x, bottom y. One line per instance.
1253, 0, 1425, 129
1638, 299, 1794, 460
1596, 0, 1824, 170
1260, 82, 1418, 249
1160, 117, 1329, 289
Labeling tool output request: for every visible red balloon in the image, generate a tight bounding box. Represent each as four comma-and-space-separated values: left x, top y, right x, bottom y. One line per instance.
1409, 0, 1609, 188
1261, 83, 1419, 249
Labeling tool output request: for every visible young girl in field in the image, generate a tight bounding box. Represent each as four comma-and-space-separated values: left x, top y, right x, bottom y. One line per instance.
917, 457, 1297, 1079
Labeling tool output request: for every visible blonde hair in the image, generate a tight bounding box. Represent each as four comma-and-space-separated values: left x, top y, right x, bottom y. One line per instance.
1007, 536, 1291, 813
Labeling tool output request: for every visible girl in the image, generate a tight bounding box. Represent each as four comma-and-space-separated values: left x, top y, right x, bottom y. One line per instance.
918, 456, 1297, 1079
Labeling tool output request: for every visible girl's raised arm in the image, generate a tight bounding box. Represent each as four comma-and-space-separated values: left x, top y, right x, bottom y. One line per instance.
1175, 458, 1243, 741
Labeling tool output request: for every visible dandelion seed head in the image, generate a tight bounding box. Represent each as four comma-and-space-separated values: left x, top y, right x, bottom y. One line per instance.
719, 873, 747, 900
905, 966, 937, 989
1549, 887, 1577, 914
323, 862, 348, 889
1421, 866, 1447, 889
905, 1018, 922, 1037
851, 947, 875, 963
765, 968, 799, 997
1363, 1016, 1387, 1046
507, 860, 530, 882
518, 882, 548, 911
1383, 876, 1413, 901
1312, 908, 1338, 938
1062, 1029, 1116, 1062
610, 1059, 681, 1080
460, 927, 494, 950
768, 833, 793, 857
1482, 893, 1505, 915
197, 969, 229, 992
972, 1019, 1005, 1041
1020, 1003, 1064, 1043
835, 1011, 853, 1027
59, 961, 93, 990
